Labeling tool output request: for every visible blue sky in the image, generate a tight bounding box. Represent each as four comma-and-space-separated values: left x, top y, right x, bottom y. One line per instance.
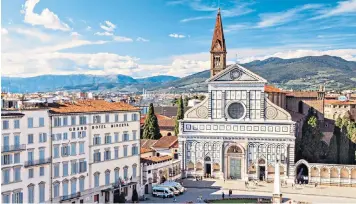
2, 0, 356, 77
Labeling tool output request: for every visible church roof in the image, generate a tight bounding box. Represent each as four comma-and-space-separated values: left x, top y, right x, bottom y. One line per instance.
210, 8, 226, 53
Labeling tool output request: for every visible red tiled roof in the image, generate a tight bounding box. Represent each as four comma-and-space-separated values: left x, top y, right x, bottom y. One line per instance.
286, 91, 318, 98
264, 85, 285, 93
140, 114, 175, 128
141, 155, 172, 163
50, 100, 139, 113
140, 147, 154, 154
140, 139, 158, 148
325, 100, 356, 105
172, 141, 178, 148
302, 100, 324, 114
152, 136, 178, 149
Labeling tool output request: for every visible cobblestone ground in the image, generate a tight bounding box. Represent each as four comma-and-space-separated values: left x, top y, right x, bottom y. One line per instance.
142, 178, 356, 203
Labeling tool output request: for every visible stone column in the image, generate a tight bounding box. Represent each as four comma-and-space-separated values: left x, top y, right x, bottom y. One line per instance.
220, 142, 224, 180
221, 91, 226, 119
278, 93, 283, 107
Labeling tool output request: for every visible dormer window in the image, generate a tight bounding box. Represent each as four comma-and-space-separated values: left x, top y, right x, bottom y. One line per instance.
214, 56, 221, 67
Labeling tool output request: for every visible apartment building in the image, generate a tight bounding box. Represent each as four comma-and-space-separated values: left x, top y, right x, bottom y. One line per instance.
1, 99, 141, 204
2, 109, 51, 204
49, 100, 141, 203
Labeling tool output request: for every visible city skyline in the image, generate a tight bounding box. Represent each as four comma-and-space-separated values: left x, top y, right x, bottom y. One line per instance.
2, 0, 356, 78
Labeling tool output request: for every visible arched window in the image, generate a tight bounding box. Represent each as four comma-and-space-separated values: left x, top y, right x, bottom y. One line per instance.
94, 172, 100, 187
70, 178, 77, 195
62, 179, 69, 197
123, 166, 128, 180
105, 170, 111, 185
114, 168, 120, 183
132, 164, 137, 178
28, 184, 35, 203
53, 182, 60, 198
79, 176, 85, 192
39, 181, 45, 203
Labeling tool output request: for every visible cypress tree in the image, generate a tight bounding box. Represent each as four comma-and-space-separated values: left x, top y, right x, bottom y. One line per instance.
327, 133, 338, 163
184, 96, 189, 107
142, 103, 161, 140
175, 96, 184, 136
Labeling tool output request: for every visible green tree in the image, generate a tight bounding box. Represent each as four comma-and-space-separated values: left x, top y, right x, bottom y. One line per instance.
327, 133, 338, 163
172, 98, 178, 106
131, 189, 139, 203
118, 192, 126, 203
142, 103, 161, 140
198, 95, 206, 101
175, 96, 184, 136
184, 96, 189, 107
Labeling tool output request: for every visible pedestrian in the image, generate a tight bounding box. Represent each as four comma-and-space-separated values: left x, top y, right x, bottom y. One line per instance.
224, 178, 226, 183
229, 189, 232, 197
222, 192, 225, 200
314, 183, 317, 188
173, 195, 177, 203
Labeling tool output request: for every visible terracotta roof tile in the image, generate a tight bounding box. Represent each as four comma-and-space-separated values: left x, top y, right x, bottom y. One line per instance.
286, 91, 318, 98
141, 155, 172, 163
172, 142, 178, 148
140, 147, 154, 154
325, 100, 356, 105
50, 100, 139, 114
140, 114, 175, 128
302, 100, 324, 114
264, 85, 285, 93
140, 139, 158, 149
152, 136, 178, 149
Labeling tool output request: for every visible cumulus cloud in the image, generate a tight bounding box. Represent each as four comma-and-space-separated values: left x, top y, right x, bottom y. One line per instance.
12, 28, 52, 42
113, 35, 133, 42
169, 33, 186, 38
94, 31, 113, 36
21, 0, 70, 31
2, 28, 9, 35
100, 21, 116, 32
136, 37, 149, 42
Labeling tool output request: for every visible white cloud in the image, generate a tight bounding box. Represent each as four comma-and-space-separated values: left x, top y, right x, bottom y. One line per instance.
2, 28, 9, 35
100, 21, 116, 32
21, 0, 70, 31
67, 17, 74, 24
86, 26, 92, 31
136, 37, 149, 42
256, 4, 323, 28
94, 31, 113, 36
313, 0, 356, 19
12, 28, 52, 42
169, 33, 186, 38
113, 35, 133, 42
70, 32, 81, 39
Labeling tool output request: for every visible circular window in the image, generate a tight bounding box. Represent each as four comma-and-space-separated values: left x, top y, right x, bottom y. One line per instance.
227, 102, 245, 119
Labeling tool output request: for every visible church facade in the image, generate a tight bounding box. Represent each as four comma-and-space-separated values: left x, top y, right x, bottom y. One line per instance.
178, 9, 296, 182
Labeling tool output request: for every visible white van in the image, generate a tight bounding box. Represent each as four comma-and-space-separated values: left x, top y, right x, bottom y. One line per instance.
156, 184, 180, 195
163, 181, 185, 194
152, 186, 174, 198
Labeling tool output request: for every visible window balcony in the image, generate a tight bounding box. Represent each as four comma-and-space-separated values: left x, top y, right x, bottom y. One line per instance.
1, 144, 26, 153
61, 192, 81, 201
24, 158, 51, 167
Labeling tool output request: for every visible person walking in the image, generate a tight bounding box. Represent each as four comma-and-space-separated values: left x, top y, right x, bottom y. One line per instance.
173, 195, 177, 203
229, 189, 232, 197
222, 192, 225, 200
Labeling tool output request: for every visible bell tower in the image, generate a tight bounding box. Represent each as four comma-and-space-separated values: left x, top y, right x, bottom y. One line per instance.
210, 8, 227, 77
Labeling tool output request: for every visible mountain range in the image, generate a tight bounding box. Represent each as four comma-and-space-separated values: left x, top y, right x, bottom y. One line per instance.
2, 55, 356, 93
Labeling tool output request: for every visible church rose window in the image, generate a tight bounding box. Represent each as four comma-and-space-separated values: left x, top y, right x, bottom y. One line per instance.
227, 102, 245, 119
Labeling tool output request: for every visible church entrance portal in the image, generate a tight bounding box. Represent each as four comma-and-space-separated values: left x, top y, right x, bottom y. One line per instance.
227, 145, 243, 180
259, 166, 265, 181
204, 156, 212, 177
296, 163, 309, 184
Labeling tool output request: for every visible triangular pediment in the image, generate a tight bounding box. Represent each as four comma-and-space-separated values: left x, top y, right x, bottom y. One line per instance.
206, 64, 267, 83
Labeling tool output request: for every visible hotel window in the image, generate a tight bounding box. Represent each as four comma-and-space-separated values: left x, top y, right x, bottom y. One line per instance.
71, 160, 77, 174
14, 120, 20, 129
14, 167, 21, 181
28, 185, 34, 203
123, 131, 129, 141
71, 143, 76, 156
93, 151, 101, 163
105, 114, 110, 123
2, 169, 10, 184
123, 167, 128, 180
105, 134, 112, 144
114, 132, 119, 142
79, 177, 85, 192
93, 115, 101, 124
132, 164, 137, 178
56, 133, 62, 141
79, 116, 86, 125
54, 163, 60, 177
62, 145, 70, 157
132, 144, 138, 155
93, 135, 101, 145
94, 172, 100, 187
115, 168, 120, 182
39, 183, 45, 203
104, 150, 111, 160
71, 132, 76, 139
63, 132, 68, 140
39, 166, 45, 176
13, 153, 20, 164
115, 114, 119, 122
71, 116, 76, 125
132, 113, 138, 121
123, 146, 128, 157
53, 183, 60, 198
132, 130, 137, 140
79, 160, 87, 173
114, 147, 119, 159
12, 191, 23, 204
81, 131, 86, 138
123, 114, 127, 122
2, 120, 9, 130
71, 178, 77, 194
28, 134, 34, 144
28, 169, 34, 178
39, 133, 47, 143
63, 117, 68, 126
54, 145, 60, 158
28, 117, 33, 128
79, 142, 85, 154
63, 180, 69, 196
2, 194, 10, 204
105, 170, 110, 185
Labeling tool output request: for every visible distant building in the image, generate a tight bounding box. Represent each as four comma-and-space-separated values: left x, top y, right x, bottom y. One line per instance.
140, 114, 175, 136
324, 100, 356, 120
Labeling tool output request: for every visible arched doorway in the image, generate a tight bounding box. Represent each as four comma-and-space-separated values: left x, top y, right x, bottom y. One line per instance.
258, 159, 266, 181
298, 101, 303, 114
204, 156, 212, 177
296, 163, 309, 184
226, 145, 243, 180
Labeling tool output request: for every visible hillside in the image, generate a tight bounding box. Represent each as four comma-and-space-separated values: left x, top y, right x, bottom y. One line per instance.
2, 55, 355, 93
